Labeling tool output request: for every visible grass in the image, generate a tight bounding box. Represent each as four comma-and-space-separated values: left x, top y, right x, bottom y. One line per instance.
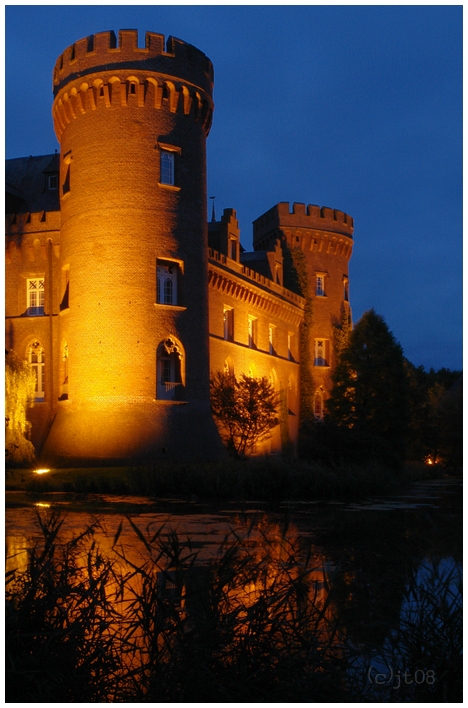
5, 510, 462, 702
6, 457, 447, 502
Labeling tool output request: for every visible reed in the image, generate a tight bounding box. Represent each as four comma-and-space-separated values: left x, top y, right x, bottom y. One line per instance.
6, 511, 462, 702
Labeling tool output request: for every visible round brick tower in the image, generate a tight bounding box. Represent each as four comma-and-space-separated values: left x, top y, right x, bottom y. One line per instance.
44, 29, 225, 462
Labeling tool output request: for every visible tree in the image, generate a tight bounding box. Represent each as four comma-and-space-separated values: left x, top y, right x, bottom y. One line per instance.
5, 350, 36, 465
406, 362, 462, 467
326, 309, 409, 466
210, 372, 280, 457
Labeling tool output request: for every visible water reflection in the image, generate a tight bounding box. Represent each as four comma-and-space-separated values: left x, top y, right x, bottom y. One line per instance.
5, 480, 462, 702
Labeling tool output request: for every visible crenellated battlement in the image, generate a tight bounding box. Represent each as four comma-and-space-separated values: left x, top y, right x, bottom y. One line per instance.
53, 29, 213, 96
52, 30, 214, 140
6, 210, 61, 233
253, 202, 354, 243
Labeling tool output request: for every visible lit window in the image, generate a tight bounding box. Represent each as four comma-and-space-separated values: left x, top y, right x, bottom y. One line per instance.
27, 279, 45, 316
314, 339, 329, 367
157, 261, 178, 305
316, 275, 325, 297
224, 357, 234, 378
248, 316, 257, 349
160, 151, 175, 186
314, 389, 324, 419
224, 307, 234, 342
248, 362, 257, 379
27, 341, 45, 400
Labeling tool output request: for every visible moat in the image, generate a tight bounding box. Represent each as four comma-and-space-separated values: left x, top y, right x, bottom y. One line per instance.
7, 477, 461, 585
6, 477, 462, 701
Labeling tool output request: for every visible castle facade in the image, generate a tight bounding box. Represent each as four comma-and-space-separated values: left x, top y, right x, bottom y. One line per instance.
5, 30, 353, 464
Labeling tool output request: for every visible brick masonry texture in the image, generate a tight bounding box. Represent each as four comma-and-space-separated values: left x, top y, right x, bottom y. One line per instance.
5, 30, 353, 464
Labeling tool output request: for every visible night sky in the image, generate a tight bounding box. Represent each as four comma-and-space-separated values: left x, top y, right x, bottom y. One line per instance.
6, 5, 462, 372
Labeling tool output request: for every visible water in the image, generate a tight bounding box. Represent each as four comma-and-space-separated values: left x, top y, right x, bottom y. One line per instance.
6, 478, 461, 598
5, 478, 462, 701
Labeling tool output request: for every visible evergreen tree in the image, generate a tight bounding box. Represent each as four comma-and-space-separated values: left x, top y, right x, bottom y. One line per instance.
326, 309, 409, 466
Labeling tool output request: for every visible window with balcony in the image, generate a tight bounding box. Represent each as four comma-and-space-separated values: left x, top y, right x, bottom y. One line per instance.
156, 338, 185, 401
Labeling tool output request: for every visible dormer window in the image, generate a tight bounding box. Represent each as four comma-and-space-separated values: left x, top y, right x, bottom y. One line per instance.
47, 174, 58, 190
229, 238, 237, 261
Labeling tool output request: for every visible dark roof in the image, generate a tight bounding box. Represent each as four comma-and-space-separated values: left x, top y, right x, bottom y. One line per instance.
6, 154, 60, 214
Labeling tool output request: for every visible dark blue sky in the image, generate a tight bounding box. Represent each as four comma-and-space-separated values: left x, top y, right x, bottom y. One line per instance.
6, 5, 462, 372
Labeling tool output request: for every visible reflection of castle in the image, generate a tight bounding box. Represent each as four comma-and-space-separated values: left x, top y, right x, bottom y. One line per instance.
5, 30, 353, 463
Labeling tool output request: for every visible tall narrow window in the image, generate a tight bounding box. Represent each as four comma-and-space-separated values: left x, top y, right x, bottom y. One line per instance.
156, 338, 185, 401
27, 279, 45, 316
314, 389, 324, 419
160, 150, 175, 186
224, 307, 234, 342
316, 275, 325, 297
157, 261, 178, 305
62, 151, 72, 195
60, 343, 69, 400
314, 339, 329, 367
269, 325, 276, 355
248, 316, 257, 349
343, 277, 349, 302
229, 238, 237, 261
47, 174, 58, 190
27, 341, 45, 400
287, 333, 294, 361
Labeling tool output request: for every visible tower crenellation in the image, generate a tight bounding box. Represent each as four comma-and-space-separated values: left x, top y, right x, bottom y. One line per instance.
253, 202, 354, 246
52, 31, 214, 141
53, 30, 214, 96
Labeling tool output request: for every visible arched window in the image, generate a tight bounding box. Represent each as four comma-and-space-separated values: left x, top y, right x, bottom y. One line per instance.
224, 357, 234, 379
247, 362, 257, 379
157, 338, 185, 401
27, 341, 45, 401
314, 388, 324, 419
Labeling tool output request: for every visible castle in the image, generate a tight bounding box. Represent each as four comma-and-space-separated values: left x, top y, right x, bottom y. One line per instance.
5, 30, 354, 464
